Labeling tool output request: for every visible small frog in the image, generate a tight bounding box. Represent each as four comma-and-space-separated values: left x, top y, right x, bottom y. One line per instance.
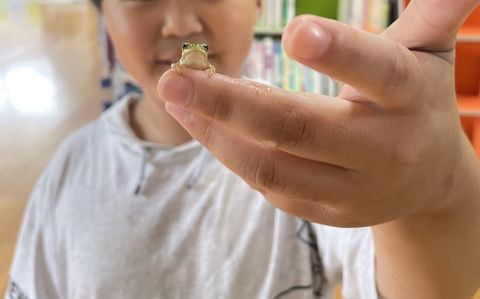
171, 42, 216, 77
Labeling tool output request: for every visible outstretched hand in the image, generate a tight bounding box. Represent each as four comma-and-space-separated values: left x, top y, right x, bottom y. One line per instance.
157, 0, 479, 227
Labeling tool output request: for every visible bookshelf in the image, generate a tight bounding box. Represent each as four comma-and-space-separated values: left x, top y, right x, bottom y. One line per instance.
253, 27, 283, 36
455, 6, 480, 159
247, 0, 394, 95
248, 0, 343, 95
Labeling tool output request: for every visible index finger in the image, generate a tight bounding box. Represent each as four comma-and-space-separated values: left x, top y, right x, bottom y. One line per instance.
157, 68, 381, 170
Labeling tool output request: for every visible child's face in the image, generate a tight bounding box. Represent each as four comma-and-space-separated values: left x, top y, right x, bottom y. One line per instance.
103, 0, 260, 100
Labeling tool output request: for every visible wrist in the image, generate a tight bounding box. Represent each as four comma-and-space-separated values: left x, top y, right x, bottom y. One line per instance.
373, 136, 480, 299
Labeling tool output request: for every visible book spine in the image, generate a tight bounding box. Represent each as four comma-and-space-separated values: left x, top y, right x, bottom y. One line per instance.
274, 41, 282, 87
264, 37, 275, 84
274, 0, 282, 29
258, 0, 267, 29
266, 0, 275, 28
282, 0, 288, 27
288, 0, 295, 23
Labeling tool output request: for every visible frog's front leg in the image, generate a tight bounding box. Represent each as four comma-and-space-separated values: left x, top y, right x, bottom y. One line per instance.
204, 63, 216, 77
171, 62, 185, 74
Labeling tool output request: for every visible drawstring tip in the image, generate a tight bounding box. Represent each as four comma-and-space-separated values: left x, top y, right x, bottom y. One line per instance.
186, 175, 196, 189
134, 148, 149, 196
186, 148, 211, 190
186, 181, 194, 190
134, 184, 141, 195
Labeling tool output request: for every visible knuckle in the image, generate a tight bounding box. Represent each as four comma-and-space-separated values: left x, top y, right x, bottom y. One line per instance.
383, 45, 413, 92
240, 151, 281, 190
271, 106, 311, 148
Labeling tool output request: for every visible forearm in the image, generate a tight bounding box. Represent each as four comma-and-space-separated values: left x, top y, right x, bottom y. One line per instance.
373, 139, 480, 299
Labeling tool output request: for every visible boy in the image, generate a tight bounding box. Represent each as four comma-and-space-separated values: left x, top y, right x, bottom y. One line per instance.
6, 0, 480, 299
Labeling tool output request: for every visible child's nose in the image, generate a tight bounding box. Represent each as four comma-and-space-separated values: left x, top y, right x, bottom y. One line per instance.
161, 5, 203, 38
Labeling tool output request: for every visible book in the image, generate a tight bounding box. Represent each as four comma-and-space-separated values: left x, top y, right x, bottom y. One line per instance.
245, 37, 338, 95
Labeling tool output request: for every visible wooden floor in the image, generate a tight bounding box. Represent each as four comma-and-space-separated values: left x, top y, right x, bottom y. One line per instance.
0, 2, 478, 298
0, 1, 101, 294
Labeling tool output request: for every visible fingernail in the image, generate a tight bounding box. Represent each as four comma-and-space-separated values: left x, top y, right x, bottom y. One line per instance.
157, 71, 194, 106
286, 18, 330, 60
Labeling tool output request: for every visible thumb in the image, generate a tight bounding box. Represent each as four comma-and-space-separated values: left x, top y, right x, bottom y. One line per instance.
384, 0, 479, 51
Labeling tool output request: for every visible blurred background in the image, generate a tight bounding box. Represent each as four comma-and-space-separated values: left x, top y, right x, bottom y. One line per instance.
0, 0, 102, 295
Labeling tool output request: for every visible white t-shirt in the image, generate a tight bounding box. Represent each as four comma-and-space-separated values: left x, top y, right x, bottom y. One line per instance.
6, 95, 378, 299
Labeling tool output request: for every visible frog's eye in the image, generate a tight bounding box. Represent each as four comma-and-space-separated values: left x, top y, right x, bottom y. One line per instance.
201, 44, 209, 52
182, 43, 189, 50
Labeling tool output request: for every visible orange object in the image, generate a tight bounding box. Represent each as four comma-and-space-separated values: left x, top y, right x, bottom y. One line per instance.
473, 119, 480, 158
456, 6, 480, 157
455, 43, 480, 96
460, 4, 480, 36
403, 1, 480, 156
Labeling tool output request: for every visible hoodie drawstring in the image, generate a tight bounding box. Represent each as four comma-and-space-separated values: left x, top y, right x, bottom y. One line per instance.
134, 148, 149, 195
133, 146, 211, 195
187, 148, 211, 189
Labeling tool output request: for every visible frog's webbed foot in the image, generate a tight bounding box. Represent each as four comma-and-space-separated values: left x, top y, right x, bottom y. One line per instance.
171, 62, 184, 74
204, 64, 216, 78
